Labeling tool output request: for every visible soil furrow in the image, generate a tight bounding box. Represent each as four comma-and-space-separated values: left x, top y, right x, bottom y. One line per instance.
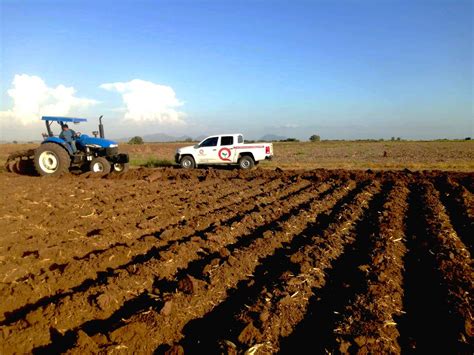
172, 181, 378, 354
0, 181, 333, 353
80, 182, 356, 354
0, 177, 293, 318
278, 181, 391, 354
398, 182, 472, 353
434, 175, 474, 255
1, 169, 473, 354
0, 177, 267, 283
415, 182, 472, 349
333, 182, 409, 354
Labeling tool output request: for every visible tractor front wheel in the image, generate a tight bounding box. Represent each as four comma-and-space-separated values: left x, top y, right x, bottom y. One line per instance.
112, 162, 129, 174
90, 157, 111, 174
34, 143, 71, 176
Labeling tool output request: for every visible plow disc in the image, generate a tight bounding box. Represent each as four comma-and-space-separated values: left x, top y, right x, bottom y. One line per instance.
5, 149, 36, 175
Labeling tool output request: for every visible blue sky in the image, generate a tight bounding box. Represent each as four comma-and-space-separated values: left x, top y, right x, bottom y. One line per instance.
0, 0, 472, 140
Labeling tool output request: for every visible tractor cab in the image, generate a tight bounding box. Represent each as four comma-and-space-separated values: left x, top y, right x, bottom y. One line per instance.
42, 116, 87, 139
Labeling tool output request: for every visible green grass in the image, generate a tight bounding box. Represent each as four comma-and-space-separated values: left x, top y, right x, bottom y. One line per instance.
133, 157, 175, 168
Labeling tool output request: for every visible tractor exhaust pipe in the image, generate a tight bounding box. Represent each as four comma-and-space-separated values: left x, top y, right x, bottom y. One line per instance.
99, 115, 105, 138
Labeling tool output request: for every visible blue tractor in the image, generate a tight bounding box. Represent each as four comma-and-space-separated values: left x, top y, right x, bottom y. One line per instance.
5, 116, 129, 176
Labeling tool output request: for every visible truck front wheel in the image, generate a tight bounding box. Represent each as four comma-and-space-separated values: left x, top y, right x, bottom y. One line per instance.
180, 156, 195, 169
238, 155, 255, 170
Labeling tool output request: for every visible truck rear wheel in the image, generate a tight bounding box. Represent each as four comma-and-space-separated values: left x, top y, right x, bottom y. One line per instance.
34, 143, 71, 176
180, 156, 195, 169
238, 155, 255, 170
90, 157, 111, 174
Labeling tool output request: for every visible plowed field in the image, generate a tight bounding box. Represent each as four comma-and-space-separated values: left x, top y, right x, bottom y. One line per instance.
0, 168, 472, 354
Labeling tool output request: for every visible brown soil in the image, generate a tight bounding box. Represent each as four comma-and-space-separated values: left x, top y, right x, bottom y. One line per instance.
0, 168, 472, 354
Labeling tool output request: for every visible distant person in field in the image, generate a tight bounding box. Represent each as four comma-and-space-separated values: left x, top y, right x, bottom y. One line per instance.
59, 124, 77, 153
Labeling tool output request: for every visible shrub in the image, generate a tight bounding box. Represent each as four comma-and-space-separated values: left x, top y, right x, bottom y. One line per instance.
142, 158, 174, 167
128, 136, 144, 145
280, 138, 300, 142
309, 134, 321, 142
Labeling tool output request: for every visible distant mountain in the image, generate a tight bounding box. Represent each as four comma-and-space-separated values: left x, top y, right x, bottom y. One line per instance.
194, 135, 207, 142
116, 133, 195, 142
116, 133, 290, 143
142, 133, 194, 142
260, 134, 288, 142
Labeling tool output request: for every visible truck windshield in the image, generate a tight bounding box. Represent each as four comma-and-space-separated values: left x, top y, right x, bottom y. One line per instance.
200, 137, 218, 147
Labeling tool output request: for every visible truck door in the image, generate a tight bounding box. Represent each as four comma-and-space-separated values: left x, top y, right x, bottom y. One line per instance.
217, 135, 235, 163
196, 136, 219, 163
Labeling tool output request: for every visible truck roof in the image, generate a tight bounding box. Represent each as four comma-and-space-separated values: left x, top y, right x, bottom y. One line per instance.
41, 116, 88, 123
205, 133, 243, 137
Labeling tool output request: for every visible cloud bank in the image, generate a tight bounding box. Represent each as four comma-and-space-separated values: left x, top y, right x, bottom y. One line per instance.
100, 79, 185, 125
0, 74, 98, 125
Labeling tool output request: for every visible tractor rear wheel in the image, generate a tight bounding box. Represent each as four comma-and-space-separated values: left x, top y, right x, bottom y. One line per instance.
90, 157, 111, 174
34, 143, 71, 176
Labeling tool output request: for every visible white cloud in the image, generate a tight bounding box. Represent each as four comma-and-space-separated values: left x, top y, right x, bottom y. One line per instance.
0, 74, 98, 125
278, 123, 300, 129
100, 79, 185, 125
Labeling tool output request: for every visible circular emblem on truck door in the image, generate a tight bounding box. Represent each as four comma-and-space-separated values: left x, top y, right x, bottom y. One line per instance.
218, 148, 232, 161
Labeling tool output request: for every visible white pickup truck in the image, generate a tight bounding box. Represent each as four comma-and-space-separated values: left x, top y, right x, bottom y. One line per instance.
175, 133, 273, 169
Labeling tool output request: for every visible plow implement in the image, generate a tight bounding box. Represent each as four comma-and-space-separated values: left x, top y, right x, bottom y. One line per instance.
4, 149, 36, 174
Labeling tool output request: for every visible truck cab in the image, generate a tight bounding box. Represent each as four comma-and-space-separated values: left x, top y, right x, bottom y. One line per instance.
175, 133, 273, 169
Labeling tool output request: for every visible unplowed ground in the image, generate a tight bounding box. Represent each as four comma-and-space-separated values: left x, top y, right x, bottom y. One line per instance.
0, 168, 472, 354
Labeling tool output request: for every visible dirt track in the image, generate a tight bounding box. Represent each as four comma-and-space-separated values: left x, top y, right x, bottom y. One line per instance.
0, 168, 472, 354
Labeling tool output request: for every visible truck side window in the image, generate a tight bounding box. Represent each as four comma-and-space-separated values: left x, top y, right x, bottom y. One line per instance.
200, 137, 218, 147
221, 136, 233, 146
238, 135, 243, 143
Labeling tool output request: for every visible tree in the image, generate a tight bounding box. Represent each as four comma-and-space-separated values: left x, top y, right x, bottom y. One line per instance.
128, 136, 144, 145
280, 138, 300, 142
309, 134, 321, 142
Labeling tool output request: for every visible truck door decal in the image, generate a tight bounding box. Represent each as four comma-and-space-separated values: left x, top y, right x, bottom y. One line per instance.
218, 147, 232, 161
